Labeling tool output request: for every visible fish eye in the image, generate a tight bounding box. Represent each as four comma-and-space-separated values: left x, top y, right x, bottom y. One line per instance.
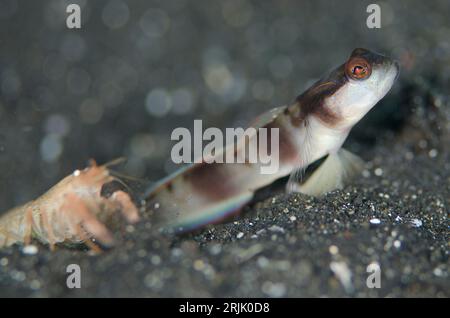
346, 58, 371, 80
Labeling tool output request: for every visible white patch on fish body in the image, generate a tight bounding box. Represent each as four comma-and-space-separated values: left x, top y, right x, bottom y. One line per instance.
304, 116, 350, 162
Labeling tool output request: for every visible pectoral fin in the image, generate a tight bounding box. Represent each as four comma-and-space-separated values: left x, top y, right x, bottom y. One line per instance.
287, 148, 365, 196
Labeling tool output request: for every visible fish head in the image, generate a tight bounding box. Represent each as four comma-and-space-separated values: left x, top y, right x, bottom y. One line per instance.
323, 48, 400, 128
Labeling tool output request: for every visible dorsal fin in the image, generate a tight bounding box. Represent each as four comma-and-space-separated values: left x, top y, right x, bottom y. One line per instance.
249, 106, 287, 129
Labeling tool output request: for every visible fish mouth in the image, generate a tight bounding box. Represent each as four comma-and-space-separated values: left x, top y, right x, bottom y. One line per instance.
374, 60, 400, 98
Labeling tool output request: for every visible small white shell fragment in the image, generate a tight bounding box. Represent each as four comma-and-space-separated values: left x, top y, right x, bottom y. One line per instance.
410, 218, 423, 228
433, 267, 444, 277
236, 232, 244, 239
374, 168, 383, 176
22, 245, 38, 255
329, 245, 339, 255
370, 218, 381, 225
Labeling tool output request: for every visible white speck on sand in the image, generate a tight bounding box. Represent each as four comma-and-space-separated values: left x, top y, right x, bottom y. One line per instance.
22, 245, 38, 255
370, 218, 381, 225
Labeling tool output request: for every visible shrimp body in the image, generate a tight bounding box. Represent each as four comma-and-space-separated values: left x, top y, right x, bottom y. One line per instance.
0, 161, 139, 251
0, 204, 34, 247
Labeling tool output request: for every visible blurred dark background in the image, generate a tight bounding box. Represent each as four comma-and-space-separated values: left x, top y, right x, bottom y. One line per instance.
0, 0, 449, 212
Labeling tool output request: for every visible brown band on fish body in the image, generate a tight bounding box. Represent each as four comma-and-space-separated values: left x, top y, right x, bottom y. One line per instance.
264, 117, 300, 165
232, 133, 254, 165
289, 64, 347, 128
184, 162, 237, 200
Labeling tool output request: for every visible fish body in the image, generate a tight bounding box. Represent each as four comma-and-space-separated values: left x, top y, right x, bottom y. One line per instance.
146, 48, 399, 232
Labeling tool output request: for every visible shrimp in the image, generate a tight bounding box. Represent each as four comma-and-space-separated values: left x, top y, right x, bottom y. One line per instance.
0, 159, 139, 252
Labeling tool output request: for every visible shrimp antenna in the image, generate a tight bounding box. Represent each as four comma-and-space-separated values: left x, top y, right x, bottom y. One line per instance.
110, 170, 144, 182
103, 157, 127, 168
